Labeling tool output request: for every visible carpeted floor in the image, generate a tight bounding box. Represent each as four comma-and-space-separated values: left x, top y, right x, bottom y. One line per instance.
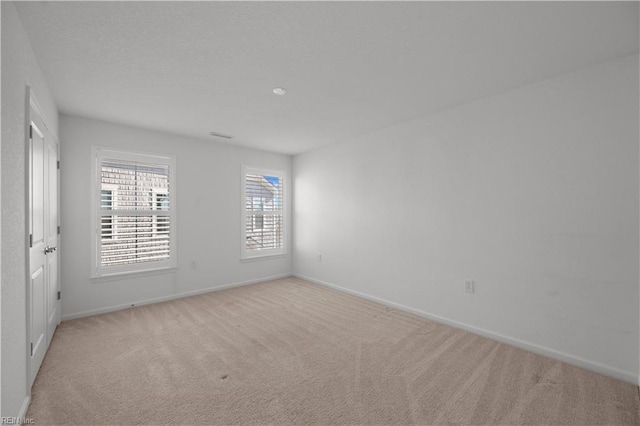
28, 277, 639, 425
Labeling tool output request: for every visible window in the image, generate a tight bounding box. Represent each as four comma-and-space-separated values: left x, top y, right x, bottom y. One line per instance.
92, 147, 176, 277
241, 166, 285, 259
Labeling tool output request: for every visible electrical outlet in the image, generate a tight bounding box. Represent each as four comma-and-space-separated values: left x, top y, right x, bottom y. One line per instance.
465, 280, 475, 293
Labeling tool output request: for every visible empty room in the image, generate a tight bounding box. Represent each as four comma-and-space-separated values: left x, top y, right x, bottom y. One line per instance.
2, 1, 639, 425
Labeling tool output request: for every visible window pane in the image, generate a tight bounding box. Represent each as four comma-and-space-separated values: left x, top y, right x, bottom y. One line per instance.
245, 214, 283, 250
245, 174, 282, 212
100, 215, 171, 266
101, 160, 170, 210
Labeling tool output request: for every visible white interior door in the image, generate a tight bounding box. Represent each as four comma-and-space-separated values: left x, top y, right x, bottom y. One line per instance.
28, 95, 60, 386
45, 124, 60, 345
29, 113, 47, 386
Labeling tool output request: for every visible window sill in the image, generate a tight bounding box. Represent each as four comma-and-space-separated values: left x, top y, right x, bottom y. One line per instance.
240, 253, 288, 263
91, 266, 177, 283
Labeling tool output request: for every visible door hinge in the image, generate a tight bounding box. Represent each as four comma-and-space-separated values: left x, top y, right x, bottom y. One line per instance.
29, 125, 33, 140
57, 225, 61, 235
30, 342, 33, 357
57, 291, 61, 300
57, 160, 60, 170
29, 234, 33, 248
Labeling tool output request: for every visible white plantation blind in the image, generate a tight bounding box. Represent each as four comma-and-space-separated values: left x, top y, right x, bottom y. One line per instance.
93, 148, 176, 276
242, 167, 285, 258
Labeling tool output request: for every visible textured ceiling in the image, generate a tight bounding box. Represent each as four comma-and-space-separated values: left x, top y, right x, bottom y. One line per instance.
14, 1, 639, 155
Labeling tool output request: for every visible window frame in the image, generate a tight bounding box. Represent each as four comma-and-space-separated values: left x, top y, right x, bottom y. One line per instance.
241, 166, 286, 260
91, 146, 177, 278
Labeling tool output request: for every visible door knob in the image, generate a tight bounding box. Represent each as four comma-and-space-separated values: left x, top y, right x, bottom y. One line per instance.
44, 246, 57, 254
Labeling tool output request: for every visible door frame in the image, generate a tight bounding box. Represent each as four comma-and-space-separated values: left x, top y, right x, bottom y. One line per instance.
25, 87, 60, 390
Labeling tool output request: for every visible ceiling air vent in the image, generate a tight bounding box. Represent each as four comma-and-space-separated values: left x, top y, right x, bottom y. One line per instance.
209, 131, 233, 139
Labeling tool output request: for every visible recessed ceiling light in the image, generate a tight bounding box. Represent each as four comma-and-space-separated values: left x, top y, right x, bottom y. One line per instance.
272, 87, 287, 96
209, 131, 233, 139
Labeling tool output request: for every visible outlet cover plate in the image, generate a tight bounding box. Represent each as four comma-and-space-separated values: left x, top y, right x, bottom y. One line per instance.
465, 280, 475, 293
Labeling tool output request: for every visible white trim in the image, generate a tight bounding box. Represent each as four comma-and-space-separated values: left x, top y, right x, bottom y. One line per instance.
294, 273, 638, 385
91, 266, 177, 282
240, 253, 288, 263
24, 86, 33, 406
29, 92, 51, 132
62, 273, 291, 321
18, 395, 31, 421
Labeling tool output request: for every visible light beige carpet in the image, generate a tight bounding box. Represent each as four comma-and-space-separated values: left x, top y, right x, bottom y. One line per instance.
28, 277, 639, 425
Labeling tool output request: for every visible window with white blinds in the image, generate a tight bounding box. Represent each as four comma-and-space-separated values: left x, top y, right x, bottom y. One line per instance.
241, 166, 285, 259
92, 147, 176, 277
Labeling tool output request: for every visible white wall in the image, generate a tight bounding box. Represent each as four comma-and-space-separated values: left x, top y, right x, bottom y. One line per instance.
293, 54, 640, 383
1, 2, 59, 418
60, 115, 291, 319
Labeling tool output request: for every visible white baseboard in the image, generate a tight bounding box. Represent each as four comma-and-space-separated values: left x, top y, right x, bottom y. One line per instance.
294, 273, 638, 385
18, 395, 31, 421
62, 273, 291, 321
